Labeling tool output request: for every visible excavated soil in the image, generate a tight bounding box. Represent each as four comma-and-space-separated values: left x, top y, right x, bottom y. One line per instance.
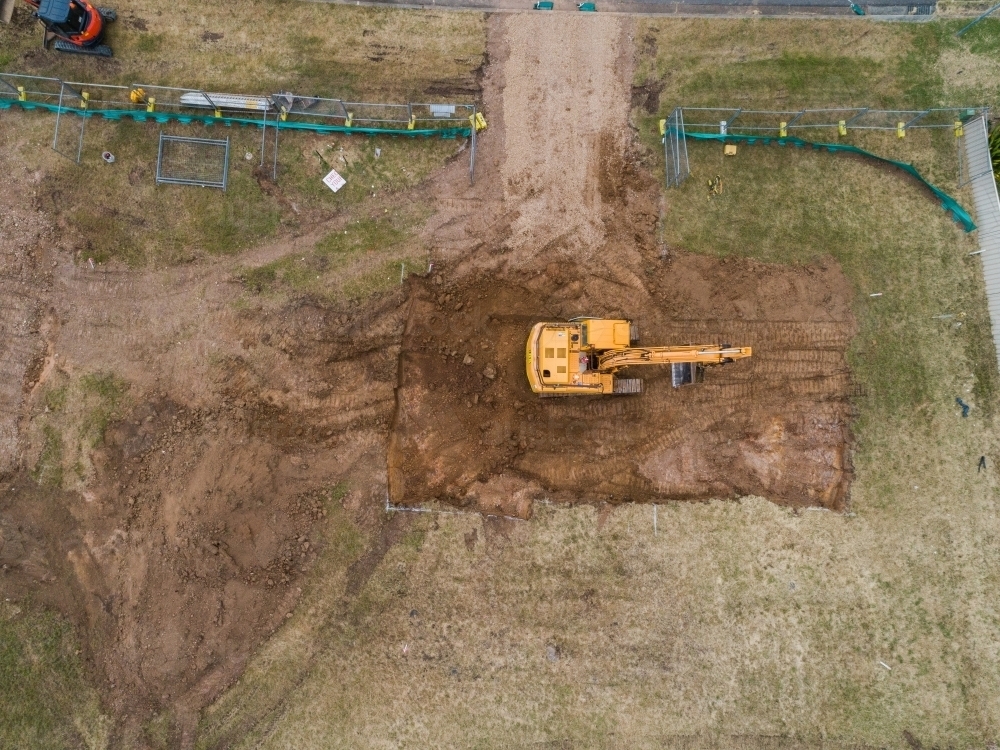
389, 257, 856, 518
389, 14, 857, 518
0, 11, 856, 748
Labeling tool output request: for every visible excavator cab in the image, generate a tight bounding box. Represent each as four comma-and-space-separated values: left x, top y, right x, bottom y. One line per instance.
526, 319, 750, 396
25, 0, 115, 56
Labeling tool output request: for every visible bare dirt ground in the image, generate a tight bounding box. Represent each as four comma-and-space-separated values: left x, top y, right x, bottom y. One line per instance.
389, 14, 857, 518
0, 119, 406, 745
0, 11, 855, 748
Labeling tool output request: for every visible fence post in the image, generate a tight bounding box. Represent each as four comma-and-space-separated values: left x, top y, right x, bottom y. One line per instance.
469, 105, 477, 186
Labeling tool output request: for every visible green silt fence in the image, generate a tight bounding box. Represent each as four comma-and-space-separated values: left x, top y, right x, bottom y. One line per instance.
682, 131, 976, 233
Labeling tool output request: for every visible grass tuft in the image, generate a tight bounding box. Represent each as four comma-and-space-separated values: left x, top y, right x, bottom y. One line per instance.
0, 602, 108, 750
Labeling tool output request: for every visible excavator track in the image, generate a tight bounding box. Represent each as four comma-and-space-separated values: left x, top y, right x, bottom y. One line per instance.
612, 377, 643, 395
52, 39, 113, 56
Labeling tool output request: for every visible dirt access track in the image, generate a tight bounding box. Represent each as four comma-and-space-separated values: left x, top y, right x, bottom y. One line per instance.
0, 11, 854, 746
389, 14, 857, 518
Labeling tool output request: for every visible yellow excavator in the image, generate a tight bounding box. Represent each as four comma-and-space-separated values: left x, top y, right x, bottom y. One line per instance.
526, 318, 751, 396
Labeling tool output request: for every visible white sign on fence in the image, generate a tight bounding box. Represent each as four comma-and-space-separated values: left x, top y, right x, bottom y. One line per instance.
323, 168, 347, 193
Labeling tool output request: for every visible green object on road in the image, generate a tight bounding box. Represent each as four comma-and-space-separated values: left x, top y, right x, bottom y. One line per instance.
577, 2, 596, 10
683, 130, 976, 233
534, 2, 554, 8
849, 2, 865, 14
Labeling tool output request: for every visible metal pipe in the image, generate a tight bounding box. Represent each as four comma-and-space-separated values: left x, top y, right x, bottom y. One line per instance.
469, 104, 477, 186
260, 107, 267, 168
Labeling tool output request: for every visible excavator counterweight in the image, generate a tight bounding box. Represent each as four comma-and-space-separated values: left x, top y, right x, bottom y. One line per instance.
526, 319, 751, 396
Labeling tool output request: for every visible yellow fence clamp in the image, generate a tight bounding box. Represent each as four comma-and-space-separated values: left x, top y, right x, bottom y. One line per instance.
79, 91, 89, 110
896, 121, 906, 138
779, 121, 787, 137
838, 120, 847, 137
17, 85, 25, 102
473, 112, 487, 131
146, 97, 156, 113
279, 105, 288, 122
408, 114, 416, 130
345, 112, 353, 128
954, 120, 964, 138
658, 119, 666, 137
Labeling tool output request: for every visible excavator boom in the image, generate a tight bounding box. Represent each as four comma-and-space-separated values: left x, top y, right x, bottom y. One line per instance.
597, 345, 752, 371
526, 319, 751, 396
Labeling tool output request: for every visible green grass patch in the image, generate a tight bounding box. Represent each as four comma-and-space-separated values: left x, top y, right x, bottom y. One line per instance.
681, 53, 879, 107
0, 602, 108, 749
80, 371, 130, 446
44, 385, 68, 413
238, 211, 426, 302
31, 424, 64, 488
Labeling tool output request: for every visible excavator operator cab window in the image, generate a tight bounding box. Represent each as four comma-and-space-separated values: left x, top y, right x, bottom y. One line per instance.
64, 3, 87, 32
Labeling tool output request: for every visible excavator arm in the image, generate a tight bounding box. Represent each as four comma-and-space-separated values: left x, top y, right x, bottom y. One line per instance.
597, 345, 752, 372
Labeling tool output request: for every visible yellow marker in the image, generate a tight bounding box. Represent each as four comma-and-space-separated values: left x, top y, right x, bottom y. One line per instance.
896, 121, 905, 138
146, 97, 156, 113
79, 91, 89, 109
779, 121, 787, 137
280, 105, 288, 122
17, 86, 25, 102
838, 119, 847, 136
346, 112, 353, 127
214, 108, 222, 119
407, 114, 416, 130
658, 118, 666, 136
129, 87, 146, 104
475, 112, 487, 131
955, 120, 964, 138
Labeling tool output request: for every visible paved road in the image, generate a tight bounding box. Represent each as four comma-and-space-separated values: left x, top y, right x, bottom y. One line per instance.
334, 0, 935, 17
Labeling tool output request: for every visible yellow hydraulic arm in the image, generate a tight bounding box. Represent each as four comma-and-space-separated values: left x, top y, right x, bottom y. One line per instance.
598, 345, 752, 372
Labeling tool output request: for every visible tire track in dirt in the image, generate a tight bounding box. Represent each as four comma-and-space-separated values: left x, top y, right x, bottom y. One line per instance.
390, 15, 857, 517
1, 11, 859, 746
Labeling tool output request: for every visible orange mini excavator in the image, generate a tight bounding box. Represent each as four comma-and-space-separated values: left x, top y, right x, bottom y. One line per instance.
24, 0, 115, 57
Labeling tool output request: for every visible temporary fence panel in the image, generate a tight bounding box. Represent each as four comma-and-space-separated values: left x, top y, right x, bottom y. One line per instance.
663, 107, 689, 188
0, 73, 63, 107
676, 106, 987, 136
156, 133, 230, 190
962, 114, 1000, 369
52, 81, 87, 163
0, 71, 481, 185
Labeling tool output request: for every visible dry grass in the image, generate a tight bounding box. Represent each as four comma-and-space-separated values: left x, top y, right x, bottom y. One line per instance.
191, 18, 1000, 750
0, 3, 485, 266
0, 601, 110, 750
0, 0, 484, 99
